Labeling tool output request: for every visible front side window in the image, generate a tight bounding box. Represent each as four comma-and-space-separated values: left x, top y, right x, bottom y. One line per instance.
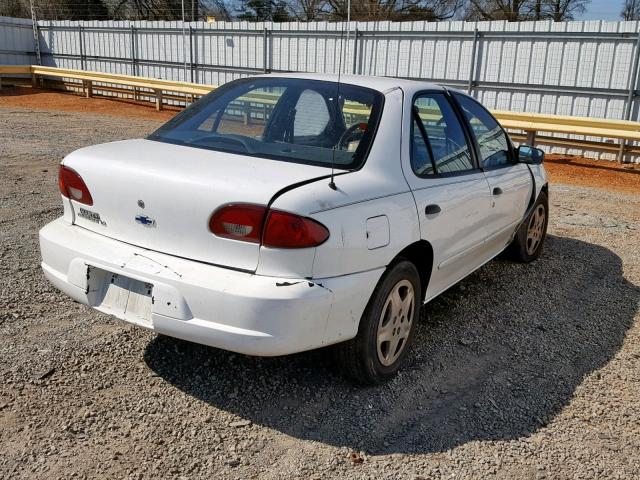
453, 93, 512, 169
148, 78, 384, 169
411, 93, 474, 176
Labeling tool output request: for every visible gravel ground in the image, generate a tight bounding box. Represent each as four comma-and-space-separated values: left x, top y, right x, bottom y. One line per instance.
1, 106, 639, 480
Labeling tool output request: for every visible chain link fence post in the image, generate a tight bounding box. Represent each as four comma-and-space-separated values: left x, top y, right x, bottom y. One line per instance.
130, 25, 137, 75
130, 25, 138, 100
30, 1, 42, 66
352, 27, 359, 74
467, 28, 479, 96
263, 27, 270, 73
189, 26, 195, 83
77, 25, 85, 70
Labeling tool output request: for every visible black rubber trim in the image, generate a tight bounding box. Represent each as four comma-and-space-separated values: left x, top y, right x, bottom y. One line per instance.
507, 165, 540, 244
265, 171, 352, 211
257, 170, 354, 251
523, 164, 538, 216
446, 89, 517, 170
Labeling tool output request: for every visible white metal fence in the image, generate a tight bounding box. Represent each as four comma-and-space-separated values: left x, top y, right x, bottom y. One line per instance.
0, 16, 35, 65
3, 16, 640, 161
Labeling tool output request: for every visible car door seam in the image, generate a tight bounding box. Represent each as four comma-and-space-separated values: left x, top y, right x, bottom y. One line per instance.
409, 173, 487, 192
505, 164, 539, 246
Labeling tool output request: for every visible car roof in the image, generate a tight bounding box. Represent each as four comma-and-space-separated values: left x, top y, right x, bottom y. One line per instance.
254, 72, 445, 94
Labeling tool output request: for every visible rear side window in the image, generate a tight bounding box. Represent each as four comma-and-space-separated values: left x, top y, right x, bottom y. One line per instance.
411, 117, 435, 175
148, 78, 384, 170
453, 93, 512, 169
411, 94, 474, 176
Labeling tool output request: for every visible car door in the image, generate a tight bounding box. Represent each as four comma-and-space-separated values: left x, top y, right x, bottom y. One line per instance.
404, 92, 495, 301
452, 92, 533, 253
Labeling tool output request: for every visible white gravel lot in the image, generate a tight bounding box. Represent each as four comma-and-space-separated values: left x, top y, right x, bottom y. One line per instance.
1, 106, 639, 480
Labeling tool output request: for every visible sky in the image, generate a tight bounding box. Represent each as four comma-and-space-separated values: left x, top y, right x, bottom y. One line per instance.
581, 0, 625, 20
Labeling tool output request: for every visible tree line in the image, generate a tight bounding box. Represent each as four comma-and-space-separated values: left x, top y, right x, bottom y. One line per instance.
3, 0, 635, 23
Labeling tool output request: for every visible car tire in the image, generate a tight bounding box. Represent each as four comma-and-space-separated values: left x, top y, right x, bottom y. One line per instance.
506, 190, 549, 263
334, 259, 421, 385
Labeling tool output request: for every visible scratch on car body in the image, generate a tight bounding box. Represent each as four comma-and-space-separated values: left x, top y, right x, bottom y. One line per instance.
276, 281, 302, 287
131, 253, 183, 278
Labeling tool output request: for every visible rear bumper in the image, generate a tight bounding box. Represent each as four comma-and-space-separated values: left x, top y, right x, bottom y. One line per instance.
39, 219, 382, 356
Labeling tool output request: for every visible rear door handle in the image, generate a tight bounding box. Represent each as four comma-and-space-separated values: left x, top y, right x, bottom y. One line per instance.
493, 187, 503, 196
425, 204, 441, 215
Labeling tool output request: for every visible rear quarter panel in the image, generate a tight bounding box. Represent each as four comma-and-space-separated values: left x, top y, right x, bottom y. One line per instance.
266, 87, 420, 279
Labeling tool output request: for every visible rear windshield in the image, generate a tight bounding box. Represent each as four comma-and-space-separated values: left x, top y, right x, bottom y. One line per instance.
148, 77, 384, 170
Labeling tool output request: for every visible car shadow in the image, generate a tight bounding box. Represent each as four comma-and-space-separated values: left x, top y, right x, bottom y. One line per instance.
143, 235, 639, 454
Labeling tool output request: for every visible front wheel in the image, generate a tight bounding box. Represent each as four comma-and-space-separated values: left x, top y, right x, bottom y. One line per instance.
334, 260, 421, 384
506, 191, 548, 262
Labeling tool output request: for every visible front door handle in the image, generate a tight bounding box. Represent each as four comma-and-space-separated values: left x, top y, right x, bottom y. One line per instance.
425, 204, 441, 215
493, 187, 503, 196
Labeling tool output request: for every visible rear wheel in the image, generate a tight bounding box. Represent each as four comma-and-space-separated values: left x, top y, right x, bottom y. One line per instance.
334, 260, 421, 384
506, 191, 548, 262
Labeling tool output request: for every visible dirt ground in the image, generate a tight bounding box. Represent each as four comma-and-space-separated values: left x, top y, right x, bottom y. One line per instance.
1, 85, 639, 195
545, 155, 640, 195
0, 86, 179, 122
0, 94, 639, 479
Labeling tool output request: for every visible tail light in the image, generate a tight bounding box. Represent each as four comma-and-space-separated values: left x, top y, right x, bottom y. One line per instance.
209, 204, 329, 249
58, 165, 93, 206
263, 210, 330, 248
209, 204, 266, 243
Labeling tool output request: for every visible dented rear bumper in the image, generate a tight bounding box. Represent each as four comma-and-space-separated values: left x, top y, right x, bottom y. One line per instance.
39, 219, 381, 356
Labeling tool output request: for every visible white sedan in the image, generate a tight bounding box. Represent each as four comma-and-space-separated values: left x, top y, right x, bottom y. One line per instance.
40, 73, 548, 383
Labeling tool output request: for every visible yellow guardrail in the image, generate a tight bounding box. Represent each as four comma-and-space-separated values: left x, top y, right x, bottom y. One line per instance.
493, 110, 640, 142
0, 65, 31, 75
0, 65, 213, 109
1, 65, 639, 160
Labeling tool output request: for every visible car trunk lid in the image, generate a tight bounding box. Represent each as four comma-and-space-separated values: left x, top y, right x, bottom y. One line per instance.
62, 139, 330, 271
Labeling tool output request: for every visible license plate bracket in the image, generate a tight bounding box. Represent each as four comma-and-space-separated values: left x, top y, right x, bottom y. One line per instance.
94, 270, 154, 326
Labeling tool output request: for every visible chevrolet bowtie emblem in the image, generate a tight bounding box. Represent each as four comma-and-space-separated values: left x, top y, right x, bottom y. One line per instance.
135, 215, 156, 227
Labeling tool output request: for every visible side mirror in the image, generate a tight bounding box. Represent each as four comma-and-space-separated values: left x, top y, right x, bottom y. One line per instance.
517, 145, 545, 165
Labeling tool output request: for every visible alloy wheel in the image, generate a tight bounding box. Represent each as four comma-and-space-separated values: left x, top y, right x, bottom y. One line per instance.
526, 204, 546, 256
376, 279, 415, 367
